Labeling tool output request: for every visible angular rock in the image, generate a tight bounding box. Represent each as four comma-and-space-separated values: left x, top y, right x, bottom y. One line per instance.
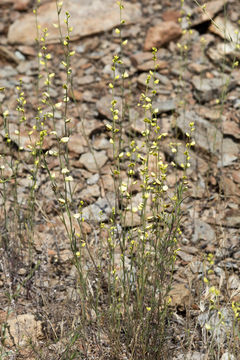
196, 106, 221, 121
93, 135, 111, 151
198, 307, 234, 343
218, 153, 238, 168
176, 110, 223, 156
206, 46, 223, 65
5, 314, 43, 347
123, 212, 141, 227
191, 0, 225, 27
152, 99, 177, 114
76, 75, 95, 86
220, 176, 240, 199
0, 46, 20, 65
101, 174, 115, 192
8, 0, 141, 45
170, 145, 208, 175
17, 45, 36, 57
79, 150, 107, 172
77, 119, 105, 137
232, 171, 240, 184
82, 197, 113, 222
79, 184, 100, 202
138, 59, 168, 72
192, 219, 216, 244
68, 134, 87, 155
0, 65, 18, 78
162, 10, 181, 23
129, 108, 145, 134
188, 177, 206, 199
13, 0, 31, 11
96, 95, 122, 120
221, 353, 235, 360
222, 120, 240, 139
188, 62, 209, 74
217, 138, 239, 167
209, 16, 239, 43
191, 74, 235, 103
130, 52, 153, 67
82, 90, 97, 103
174, 352, 205, 360
190, 261, 204, 274
59, 249, 72, 263
130, 51, 168, 71
169, 283, 191, 309
16, 59, 38, 75
137, 72, 172, 93
144, 21, 182, 51
0, 125, 52, 151
209, 42, 240, 64
228, 274, 240, 290
86, 173, 100, 185
232, 69, 240, 86
222, 210, 240, 228
177, 250, 193, 262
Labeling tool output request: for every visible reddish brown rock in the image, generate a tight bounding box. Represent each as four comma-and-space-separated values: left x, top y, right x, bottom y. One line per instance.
77, 119, 105, 137
130, 51, 168, 71
169, 283, 191, 309
138, 59, 168, 72
8, 0, 141, 45
101, 174, 115, 192
96, 95, 122, 120
130, 52, 153, 67
69, 88, 83, 101
232, 171, 240, 184
13, 0, 31, 11
68, 134, 87, 155
144, 21, 182, 51
223, 210, 240, 228
0, 46, 20, 64
188, 63, 209, 75
222, 120, 240, 139
162, 10, 181, 23
130, 50, 168, 71
17, 45, 36, 56
221, 176, 240, 200
79, 184, 100, 202
5, 314, 43, 347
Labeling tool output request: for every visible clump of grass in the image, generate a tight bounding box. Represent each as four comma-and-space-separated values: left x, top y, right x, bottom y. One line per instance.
101, 5, 195, 354
0, 1, 193, 358
1, 0, 239, 359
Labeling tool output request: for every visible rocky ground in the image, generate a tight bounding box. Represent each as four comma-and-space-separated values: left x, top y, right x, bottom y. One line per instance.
0, 0, 240, 359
